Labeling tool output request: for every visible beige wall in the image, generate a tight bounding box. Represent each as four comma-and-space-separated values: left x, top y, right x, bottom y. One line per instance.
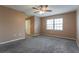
40, 11, 76, 39
34, 16, 40, 35
0, 6, 26, 43
76, 8, 79, 47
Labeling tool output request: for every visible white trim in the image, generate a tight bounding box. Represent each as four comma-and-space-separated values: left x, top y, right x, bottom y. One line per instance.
76, 39, 79, 48
42, 34, 76, 40
32, 34, 40, 36
52, 35, 75, 40
0, 38, 25, 45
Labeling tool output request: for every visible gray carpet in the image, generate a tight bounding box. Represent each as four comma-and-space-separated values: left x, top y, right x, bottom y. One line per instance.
0, 36, 79, 53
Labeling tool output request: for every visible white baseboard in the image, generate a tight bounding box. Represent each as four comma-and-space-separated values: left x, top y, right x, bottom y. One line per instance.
31, 34, 40, 36
42, 34, 76, 40
76, 39, 79, 48
0, 38, 25, 45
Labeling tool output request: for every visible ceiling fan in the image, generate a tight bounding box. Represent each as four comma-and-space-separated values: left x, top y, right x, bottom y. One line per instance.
32, 5, 52, 14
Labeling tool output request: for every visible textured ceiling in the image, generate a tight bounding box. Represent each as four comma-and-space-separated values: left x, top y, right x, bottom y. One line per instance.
4, 5, 79, 17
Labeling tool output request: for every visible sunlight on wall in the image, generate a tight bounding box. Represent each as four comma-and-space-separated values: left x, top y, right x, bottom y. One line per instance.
25, 20, 30, 35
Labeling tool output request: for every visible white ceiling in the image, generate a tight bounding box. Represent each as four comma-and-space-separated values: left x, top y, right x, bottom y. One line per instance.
4, 5, 79, 17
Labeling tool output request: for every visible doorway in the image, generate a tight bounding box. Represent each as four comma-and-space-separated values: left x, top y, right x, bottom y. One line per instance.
25, 16, 35, 37
25, 19, 31, 35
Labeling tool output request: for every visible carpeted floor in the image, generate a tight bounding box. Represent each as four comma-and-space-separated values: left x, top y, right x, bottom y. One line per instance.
0, 35, 79, 53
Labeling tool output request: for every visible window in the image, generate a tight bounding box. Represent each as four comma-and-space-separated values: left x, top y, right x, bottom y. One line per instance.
46, 19, 53, 30
46, 18, 63, 31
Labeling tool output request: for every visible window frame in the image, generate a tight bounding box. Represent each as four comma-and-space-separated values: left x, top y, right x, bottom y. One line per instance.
46, 18, 63, 31
46, 19, 54, 30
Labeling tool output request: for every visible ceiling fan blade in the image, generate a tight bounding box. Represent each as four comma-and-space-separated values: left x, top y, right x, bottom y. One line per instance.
45, 10, 52, 12
45, 5, 48, 7
34, 11, 39, 13
40, 5, 48, 8
32, 7, 39, 10
32, 5, 52, 14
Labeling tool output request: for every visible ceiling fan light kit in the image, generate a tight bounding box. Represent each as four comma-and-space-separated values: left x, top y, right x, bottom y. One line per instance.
39, 11, 45, 14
